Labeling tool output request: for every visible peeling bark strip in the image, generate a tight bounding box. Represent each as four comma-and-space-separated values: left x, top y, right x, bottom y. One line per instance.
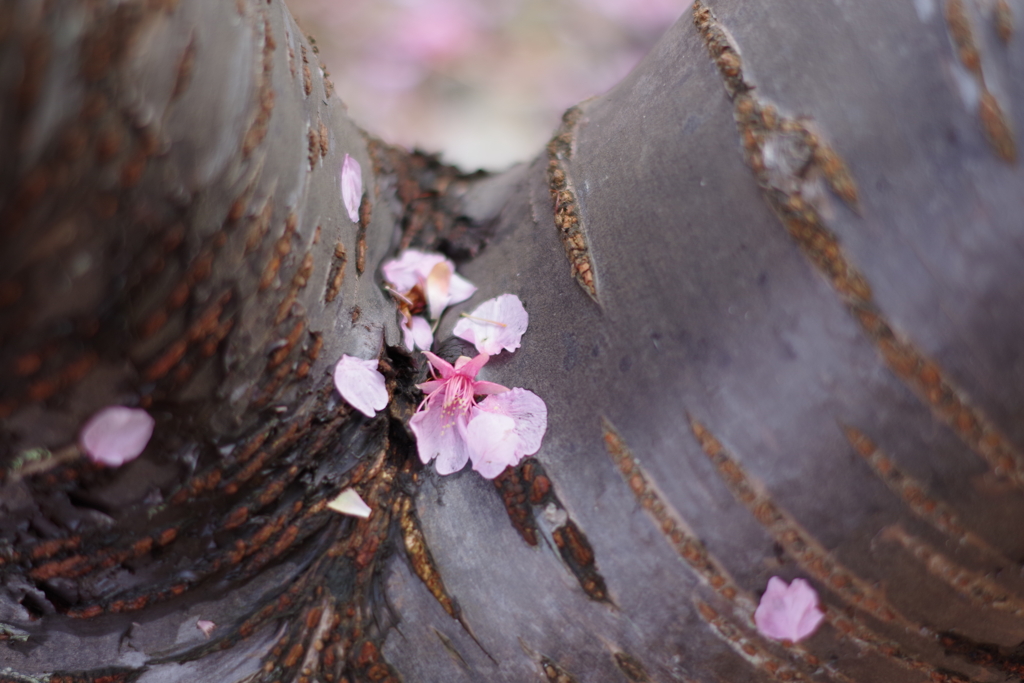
693, 0, 1024, 491
942, 0, 1017, 162
690, 419, 901, 625
940, 631, 1024, 679
601, 420, 925, 683
398, 495, 461, 620
546, 106, 598, 302
994, 0, 1013, 43
494, 459, 610, 602
601, 419, 746, 606
881, 525, 1024, 617
694, 601, 815, 683
842, 426, 1011, 564
365, 139, 489, 257
689, 419, 977, 683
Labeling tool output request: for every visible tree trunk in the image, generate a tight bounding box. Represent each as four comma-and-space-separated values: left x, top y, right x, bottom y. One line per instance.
2, 0, 1024, 682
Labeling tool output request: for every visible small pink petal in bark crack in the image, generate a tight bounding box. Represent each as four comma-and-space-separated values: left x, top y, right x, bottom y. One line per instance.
196, 620, 216, 638
79, 406, 155, 467
333, 355, 389, 418
754, 577, 825, 643
341, 154, 362, 223
401, 315, 434, 351
410, 352, 547, 478
453, 293, 529, 355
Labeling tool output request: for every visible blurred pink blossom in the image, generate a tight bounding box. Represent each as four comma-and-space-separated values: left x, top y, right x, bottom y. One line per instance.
196, 620, 216, 638
79, 406, 154, 467
390, 0, 483, 65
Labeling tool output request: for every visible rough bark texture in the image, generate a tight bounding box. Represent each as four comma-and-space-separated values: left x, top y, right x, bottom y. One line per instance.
2, 0, 1024, 682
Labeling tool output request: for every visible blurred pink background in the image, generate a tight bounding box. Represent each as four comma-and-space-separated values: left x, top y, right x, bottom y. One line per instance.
288, 0, 689, 170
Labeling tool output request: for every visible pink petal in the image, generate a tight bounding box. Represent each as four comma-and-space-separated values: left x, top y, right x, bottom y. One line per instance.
417, 380, 444, 394
382, 250, 446, 292
401, 315, 434, 351
477, 388, 547, 459
754, 577, 825, 643
79, 406, 155, 467
341, 154, 362, 223
466, 410, 518, 478
196, 620, 216, 638
333, 355, 389, 418
453, 293, 529, 355
409, 392, 471, 474
456, 352, 490, 378
422, 351, 455, 379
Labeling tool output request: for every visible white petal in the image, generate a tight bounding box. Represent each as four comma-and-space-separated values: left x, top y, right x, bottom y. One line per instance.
453, 293, 528, 355
333, 355, 389, 417
79, 406, 155, 467
327, 488, 372, 518
341, 154, 362, 223
477, 388, 547, 459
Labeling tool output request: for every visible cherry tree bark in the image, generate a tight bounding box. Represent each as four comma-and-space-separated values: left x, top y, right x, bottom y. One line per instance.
2, 0, 1024, 682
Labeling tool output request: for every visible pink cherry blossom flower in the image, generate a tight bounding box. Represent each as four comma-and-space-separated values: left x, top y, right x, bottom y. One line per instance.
382, 249, 476, 320
79, 406, 155, 467
453, 293, 529, 355
341, 154, 362, 223
333, 355, 389, 418
754, 577, 825, 643
401, 315, 434, 351
196, 620, 216, 638
410, 352, 547, 478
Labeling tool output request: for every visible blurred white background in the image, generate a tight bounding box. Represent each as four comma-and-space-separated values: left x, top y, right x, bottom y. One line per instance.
288, 0, 689, 170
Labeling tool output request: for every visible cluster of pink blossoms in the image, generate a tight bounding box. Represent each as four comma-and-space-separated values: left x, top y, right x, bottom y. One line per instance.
333, 248, 546, 480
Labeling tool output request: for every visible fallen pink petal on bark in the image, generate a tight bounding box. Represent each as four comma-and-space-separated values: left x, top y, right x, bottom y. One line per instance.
79, 406, 155, 467
196, 620, 216, 638
754, 577, 825, 643
341, 153, 362, 223
333, 355, 389, 418
453, 293, 529, 355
